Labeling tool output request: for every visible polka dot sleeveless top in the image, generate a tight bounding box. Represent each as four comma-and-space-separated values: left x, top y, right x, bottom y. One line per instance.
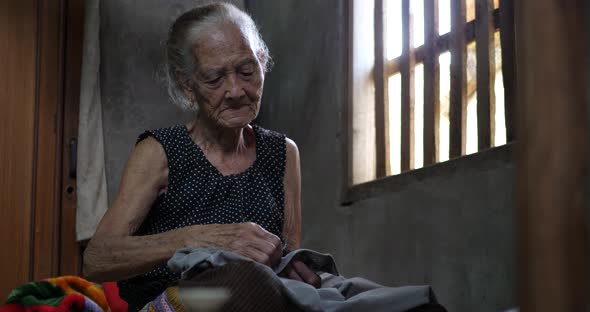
118, 124, 287, 310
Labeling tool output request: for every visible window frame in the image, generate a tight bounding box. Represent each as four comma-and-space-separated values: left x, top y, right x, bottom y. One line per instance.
343, 0, 516, 204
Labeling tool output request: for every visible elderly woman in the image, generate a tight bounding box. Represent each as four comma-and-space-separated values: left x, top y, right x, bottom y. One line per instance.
83, 3, 319, 310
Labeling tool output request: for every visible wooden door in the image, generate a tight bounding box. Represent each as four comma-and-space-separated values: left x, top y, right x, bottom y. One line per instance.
515, 0, 589, 310
0, 0, 84, 299
0, 0, 39, 298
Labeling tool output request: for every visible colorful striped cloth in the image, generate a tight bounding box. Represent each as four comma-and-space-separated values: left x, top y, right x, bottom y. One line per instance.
0, 276, 121, 312
139, 287, 185, 312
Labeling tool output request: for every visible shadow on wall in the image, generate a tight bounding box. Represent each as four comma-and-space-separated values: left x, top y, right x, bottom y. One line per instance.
100, 0, 244, 204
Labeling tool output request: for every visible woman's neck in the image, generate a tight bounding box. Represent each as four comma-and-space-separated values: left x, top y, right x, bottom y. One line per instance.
188, 113, 250, 155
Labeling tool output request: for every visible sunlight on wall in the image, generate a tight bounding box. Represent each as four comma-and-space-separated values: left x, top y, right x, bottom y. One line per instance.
413, 2, 424, 47
439, 0, 451, 35
466, 41, 478, 155
414, 63, 424, 168
386, 0, 402, 59
494, 31, 506, 146
389, 73, 402, 174
439, 52, 451, 162
467, 0, 475, 22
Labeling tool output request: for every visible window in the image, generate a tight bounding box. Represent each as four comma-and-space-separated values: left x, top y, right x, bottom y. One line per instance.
348, 0, 515, 185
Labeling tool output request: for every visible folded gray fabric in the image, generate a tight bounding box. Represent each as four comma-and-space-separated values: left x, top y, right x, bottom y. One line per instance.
168, 248, 338, 278
168, 248, 435, 312
275, 248, 339, 275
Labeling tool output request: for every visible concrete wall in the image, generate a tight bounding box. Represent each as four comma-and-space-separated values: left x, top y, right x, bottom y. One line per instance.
247, 1, 516, 311
100, 0, 243, 202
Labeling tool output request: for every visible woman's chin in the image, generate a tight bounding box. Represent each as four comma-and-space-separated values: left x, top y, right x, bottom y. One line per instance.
218, 115, 254, 129
216, 108, 257, 129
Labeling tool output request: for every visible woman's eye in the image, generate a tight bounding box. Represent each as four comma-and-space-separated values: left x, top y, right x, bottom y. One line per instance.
206, 77, 222, 85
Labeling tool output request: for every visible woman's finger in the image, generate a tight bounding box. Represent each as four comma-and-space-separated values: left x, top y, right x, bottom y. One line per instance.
242, 247, 271, 266
256, 225, 283, 254
292, 260, 321, 288
248, 238, 281, 267
248, 223, 283, 266
286, 265, 304, 282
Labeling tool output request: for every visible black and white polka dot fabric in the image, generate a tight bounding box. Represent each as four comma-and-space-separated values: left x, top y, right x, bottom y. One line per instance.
118, 124, 286, 311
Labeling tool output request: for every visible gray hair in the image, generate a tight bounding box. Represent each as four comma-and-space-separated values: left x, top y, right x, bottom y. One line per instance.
165, 3, 271, 112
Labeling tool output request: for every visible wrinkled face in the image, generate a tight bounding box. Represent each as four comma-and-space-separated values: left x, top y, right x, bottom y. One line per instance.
189, 22, 264, 129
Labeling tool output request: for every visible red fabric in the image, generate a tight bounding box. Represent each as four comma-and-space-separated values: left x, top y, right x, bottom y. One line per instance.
0, 304, 24, 312
0, 294, 85, 312
46, 276, 108, 311
1, 279, 128, 312
100, 282, 127, 312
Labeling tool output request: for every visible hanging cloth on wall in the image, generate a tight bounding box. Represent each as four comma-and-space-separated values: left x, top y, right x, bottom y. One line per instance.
76, 0, 108, 241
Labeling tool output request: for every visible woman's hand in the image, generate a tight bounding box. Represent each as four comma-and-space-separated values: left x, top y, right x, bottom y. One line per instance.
199, 222, 283, 268
280, 260, 321, 288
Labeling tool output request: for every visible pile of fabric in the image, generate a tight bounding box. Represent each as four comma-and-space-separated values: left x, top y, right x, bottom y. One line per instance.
161, 248, 445, 312
0, 276, 126, 312
1, 249, 446, 312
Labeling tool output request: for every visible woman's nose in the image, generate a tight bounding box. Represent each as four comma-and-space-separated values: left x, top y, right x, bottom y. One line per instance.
224, 74, 246, 99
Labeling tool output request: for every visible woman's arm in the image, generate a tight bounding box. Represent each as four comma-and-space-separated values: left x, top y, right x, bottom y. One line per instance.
282, 138, 302, 251
84, 137, 181, 281
280, 138, 320, 287
84, 137, 282, 282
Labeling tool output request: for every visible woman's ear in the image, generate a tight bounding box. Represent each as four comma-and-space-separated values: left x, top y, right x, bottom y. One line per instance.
257, 51, 270, 72
177, 73, 196, 103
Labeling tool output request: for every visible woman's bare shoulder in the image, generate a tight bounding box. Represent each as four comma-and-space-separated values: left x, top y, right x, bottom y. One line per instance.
284, 137, 300, 182
285, 137, 299, 158
126, 136, 169, 186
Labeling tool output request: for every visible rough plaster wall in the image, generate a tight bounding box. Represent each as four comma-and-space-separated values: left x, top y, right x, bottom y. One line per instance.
248, 1, 516, 311
100, 0, 244, 203
347, 153, 516, 312
245, 0, 353, 260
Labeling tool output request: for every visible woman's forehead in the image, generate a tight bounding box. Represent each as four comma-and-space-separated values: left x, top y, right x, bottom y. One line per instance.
194, 23, 256, 68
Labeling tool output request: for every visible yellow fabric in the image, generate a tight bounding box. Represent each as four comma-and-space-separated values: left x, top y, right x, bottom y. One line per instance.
46, 276, 110, 312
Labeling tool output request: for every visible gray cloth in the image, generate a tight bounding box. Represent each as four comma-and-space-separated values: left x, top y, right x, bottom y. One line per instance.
168, 248, 435, 312
275, 248, 339, 276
